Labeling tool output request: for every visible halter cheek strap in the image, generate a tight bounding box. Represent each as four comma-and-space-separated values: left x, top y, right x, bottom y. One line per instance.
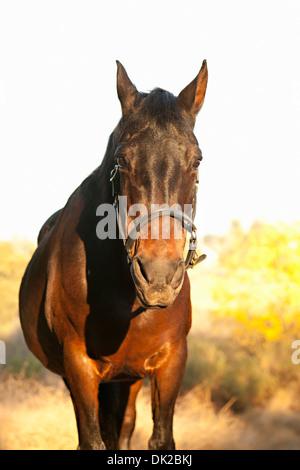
110, 164, 206, 269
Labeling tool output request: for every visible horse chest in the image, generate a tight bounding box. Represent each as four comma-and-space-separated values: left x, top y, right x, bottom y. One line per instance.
86, 314, 181, 382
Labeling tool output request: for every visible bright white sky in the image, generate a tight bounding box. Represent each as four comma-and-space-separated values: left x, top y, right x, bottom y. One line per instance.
0, 0, 299, 241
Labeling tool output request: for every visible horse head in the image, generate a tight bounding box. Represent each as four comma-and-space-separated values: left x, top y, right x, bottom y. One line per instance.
112, 61, 208, 309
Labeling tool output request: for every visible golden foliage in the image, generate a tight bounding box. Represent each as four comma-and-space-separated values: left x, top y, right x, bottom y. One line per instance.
213, 221, 300, 341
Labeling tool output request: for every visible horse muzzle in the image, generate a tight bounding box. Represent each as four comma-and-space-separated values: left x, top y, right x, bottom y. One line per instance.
131, 255, 185, 309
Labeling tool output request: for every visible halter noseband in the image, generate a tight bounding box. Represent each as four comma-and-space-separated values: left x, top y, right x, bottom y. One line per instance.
110, 163, 206, 269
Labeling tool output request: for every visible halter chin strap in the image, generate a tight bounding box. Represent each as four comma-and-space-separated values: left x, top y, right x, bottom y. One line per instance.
110, 164, 206, 269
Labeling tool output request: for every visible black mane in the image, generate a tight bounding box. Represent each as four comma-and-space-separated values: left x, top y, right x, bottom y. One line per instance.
137, 88, 189, 130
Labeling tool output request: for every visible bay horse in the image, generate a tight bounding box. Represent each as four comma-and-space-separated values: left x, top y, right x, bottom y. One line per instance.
19, 60, 208, 450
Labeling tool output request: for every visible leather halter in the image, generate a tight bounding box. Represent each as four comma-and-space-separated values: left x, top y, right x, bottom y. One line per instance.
110, 163, 206, 269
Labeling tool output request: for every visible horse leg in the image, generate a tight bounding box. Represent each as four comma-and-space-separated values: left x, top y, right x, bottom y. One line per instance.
63, 342, 104, 450
118, 379, 143, 450
98, 379, 143, 450
148, 339, 187, 450
63, 378, 82, 451
97, 382, 123, 450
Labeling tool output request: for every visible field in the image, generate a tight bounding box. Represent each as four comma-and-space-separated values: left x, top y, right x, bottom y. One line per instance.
1, 221, 300, 450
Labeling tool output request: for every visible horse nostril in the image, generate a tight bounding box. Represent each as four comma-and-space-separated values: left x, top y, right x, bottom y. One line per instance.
170, 260, 185, 289
135, 257, 149, 283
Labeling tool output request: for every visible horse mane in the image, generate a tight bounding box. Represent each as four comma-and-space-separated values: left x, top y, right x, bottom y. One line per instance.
138, 88, 186, 129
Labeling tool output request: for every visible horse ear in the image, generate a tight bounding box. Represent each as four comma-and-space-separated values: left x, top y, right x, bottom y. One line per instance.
116, 61, 138, 117
178, 60, 208, 120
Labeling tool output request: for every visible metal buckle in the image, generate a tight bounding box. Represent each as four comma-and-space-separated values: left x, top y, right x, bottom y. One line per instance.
190, 252, 206, 269
110, 164, 120, 199
110, 164, 119, 182
190, 254, 198, 268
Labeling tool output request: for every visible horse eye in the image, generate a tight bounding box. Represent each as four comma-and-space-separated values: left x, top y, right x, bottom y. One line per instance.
192, 158, 201, 170
117, 155, 127, 168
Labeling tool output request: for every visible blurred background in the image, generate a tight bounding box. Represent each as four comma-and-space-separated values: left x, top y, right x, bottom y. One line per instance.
1, 0, 300, 450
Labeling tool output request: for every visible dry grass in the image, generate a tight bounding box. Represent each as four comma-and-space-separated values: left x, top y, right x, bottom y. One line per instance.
1, 231, 300, 450
132, 386, 246, 450
0, 375, 77, 450
1, 375, 300, 450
